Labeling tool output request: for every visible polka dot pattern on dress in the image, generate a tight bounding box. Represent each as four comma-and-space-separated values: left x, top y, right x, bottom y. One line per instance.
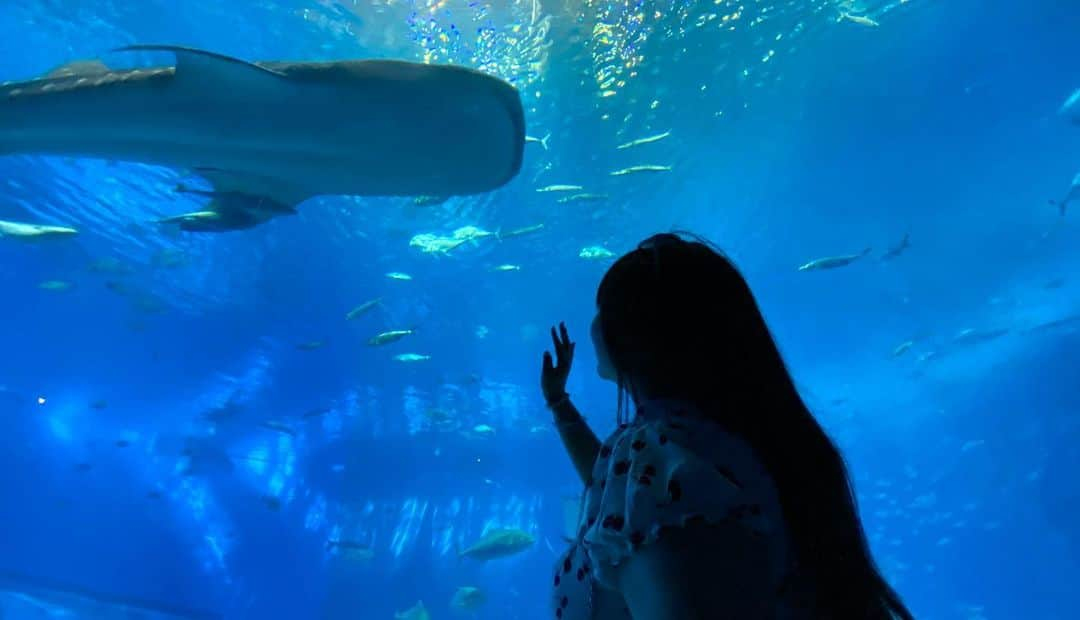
551, 398, 797, 619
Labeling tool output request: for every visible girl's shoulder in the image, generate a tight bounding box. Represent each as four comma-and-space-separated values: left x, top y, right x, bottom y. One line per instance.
582, 399, 788, 575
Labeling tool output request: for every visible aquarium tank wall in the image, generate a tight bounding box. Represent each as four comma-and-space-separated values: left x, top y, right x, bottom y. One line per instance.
0, 0, 1078, 618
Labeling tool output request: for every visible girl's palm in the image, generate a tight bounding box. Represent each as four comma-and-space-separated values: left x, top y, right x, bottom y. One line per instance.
541, 322, 574, 402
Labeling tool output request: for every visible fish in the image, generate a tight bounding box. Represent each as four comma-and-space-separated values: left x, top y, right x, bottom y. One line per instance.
151, 248, 189, 269
394, 601, 431, 620
0, 219, 78, 241
424, 408, 455, 425
174, 437, 236, 476
610, 164, 672, 176
557, 193, 609, 204
952, 327, 1010, 347
838, 12, 880, 27
525, 132, 551, 150
493, 264, 521, 272
892, 340, 914, 357
881, 232, 910, 261
536, 184, 584, 192
174, 183, 297, 215
451, 586, 487, 612
161, 182, 299, 233
386, 272, 413, 281
103, 279, 134, 296
295, 340, 325, 351
38, 280, 73, 292
1, 44, 525, 224
452, 225, 496, 243
131, 292, 167, 315
157, 209, 269, 234
797, 248, 872, 272
1049, 172, 1080, 216
616, 130, 671, 150
459, 528, 535, 561
412, 195, 450, 207
472, 424, 496, 437
259, 420, 297, 437
579, 245, 615, 260
302, 406, 333, 419
409, 233, 469, 254
345, 298, 382, 321
87, 257, 133, 275
393, 353, 431, 362
326, 540, 375, 559
368, 329, 415, 346
1061, 88, 1080, 124
497, 223, 545, 240
1027, 312, 1080, 334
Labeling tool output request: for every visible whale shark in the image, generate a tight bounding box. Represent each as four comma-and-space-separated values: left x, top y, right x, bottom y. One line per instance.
0, 45, 526, 231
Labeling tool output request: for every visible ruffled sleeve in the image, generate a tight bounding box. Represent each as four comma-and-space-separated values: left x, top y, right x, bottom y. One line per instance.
577, 401, 784, 589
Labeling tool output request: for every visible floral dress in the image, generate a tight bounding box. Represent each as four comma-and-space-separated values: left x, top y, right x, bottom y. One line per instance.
551, 399, 806, 619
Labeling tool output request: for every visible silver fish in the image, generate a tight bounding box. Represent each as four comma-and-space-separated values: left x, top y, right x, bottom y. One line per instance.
369, 329, 414, 346
497, 223, 544, 240
797, 248, 871, 271
525, 132, 550, 150
557, 193, 608, 204
536, 184, 583, 192
345, 298, 382, 321
0, 219, 78, 240
610, 164, 672, 176
615, 130, 670, 150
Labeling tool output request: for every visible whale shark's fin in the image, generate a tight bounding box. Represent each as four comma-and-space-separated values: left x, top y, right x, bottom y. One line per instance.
204, 200, 280, 224
191, 166, 309, 213
112, 44, 288, 87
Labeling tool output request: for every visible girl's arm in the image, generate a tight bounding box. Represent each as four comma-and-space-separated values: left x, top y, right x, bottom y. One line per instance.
549, 394, 602, 485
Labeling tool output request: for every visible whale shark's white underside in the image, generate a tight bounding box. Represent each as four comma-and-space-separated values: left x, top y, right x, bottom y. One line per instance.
0, 44, 526, 220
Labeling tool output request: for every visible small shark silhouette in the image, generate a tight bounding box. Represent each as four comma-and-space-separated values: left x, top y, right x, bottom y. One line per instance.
881, 232, 910, 261
1049, 172, 1080, 217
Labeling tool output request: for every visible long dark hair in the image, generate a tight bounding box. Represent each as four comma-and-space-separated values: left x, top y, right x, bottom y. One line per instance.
595, 232, 913, 620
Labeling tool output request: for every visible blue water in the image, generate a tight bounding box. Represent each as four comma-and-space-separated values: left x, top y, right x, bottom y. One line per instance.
1, 0, 1078, 618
